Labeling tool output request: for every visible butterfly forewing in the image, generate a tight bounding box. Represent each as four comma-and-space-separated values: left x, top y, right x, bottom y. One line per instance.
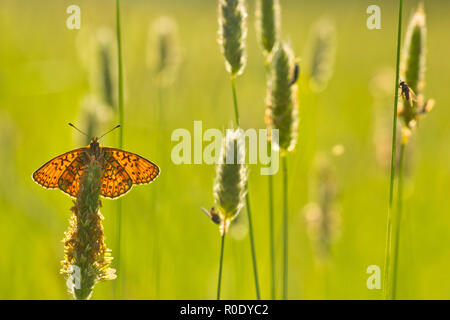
32, 148, 86, 189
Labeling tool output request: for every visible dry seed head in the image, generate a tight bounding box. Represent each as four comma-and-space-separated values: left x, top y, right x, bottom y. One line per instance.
265, 42, 299, 153
218, 0, 248, 77
213, 129, 247, 235
77, 95, 113, 146
255, 0, 280, 57
148, 16, 180, 87
304, 155, 340, 262
306, 18, 336, 93
399, 5, 429, 129
97, 29, 117, 109
76, 28, 118, 109
61, 155, 116, 300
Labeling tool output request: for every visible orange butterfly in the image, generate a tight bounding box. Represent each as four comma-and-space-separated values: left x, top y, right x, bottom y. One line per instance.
32, 124, 160, 199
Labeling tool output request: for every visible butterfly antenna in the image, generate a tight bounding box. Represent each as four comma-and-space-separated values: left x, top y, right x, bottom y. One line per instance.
68, 123, 88, 137
99, 125, 121, 140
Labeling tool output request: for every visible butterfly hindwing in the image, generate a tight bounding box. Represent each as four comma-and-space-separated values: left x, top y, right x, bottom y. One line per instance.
101, 151, 133, 198
32, 148, 86, 189
102, 147, 160, 185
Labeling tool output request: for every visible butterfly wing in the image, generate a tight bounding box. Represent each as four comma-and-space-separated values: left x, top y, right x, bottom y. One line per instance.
32, 148, 87, 190
102, 147, 160, 184
100, 150, 133, 198
58, 154, 86, 198
33, 146, 159, 199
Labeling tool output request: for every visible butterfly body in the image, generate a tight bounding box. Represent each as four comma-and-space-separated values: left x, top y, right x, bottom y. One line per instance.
33, 137, 160, 199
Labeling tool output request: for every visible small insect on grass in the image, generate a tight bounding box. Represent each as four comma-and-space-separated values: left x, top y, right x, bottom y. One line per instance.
255, 0, 281, 300
217, 0, 261, 299
399, 80, 417, 107
201, 129, 248, 300
386, 4, 434, 300
265, 42, 299, 300
32, 124, 160, 299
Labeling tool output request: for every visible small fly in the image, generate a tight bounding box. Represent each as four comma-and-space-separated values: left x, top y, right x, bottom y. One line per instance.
399, 81, 417, 106
201, 207, 221, 225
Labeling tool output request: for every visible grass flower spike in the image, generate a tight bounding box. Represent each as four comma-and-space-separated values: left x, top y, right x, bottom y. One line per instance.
212, 129, 247, 300
218, 0, 247, 77
398, 5, 434, 137
77, 95, 113, 146
148, 16, 180, 87
213, 129, 247, 235
256, 0, 282, 299
96, 29, 117, 110
76, 28, 117, 110
61, 155, 116, 300
265, 42, 299, 299
304, 155, 340, 263
256, 0, 280, 57
306, 18, 336, 92
266, 42, 299, 153
385, 3, 433, 300
217, 0, 260, 299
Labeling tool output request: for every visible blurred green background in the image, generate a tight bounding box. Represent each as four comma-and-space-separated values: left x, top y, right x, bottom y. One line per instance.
0, 0, 449, 299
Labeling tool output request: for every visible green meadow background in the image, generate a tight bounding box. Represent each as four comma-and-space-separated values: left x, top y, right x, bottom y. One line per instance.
0, 0, 449, 299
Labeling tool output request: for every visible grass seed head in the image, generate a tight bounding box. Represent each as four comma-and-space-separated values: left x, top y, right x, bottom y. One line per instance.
61, 155, 116, 300
401, 5, 426, 96
399, 4, 433, 134
255, 0, 280, 58
304, 154, 340, 263
77, 28, 118, 110
265, 42, 299, 153
148, 16, 180, 87
77, 95, 113, 146
98, 29, 117, 109
213, 129, 247, 235
218, 0, 248, 77
306, 17, 336, 93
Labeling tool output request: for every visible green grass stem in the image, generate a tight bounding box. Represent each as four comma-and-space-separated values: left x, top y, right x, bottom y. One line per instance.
217, 233, 226, 300
268, 163, 276, 299
384, 0, 403, 300
245, 190, 261, 299
263, 61, 276, 300
392, 141, 406, 299
282, 155, 288, 300
230, 77, 261, 300
231, 77, 240, 127
114, 0, 125, 300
